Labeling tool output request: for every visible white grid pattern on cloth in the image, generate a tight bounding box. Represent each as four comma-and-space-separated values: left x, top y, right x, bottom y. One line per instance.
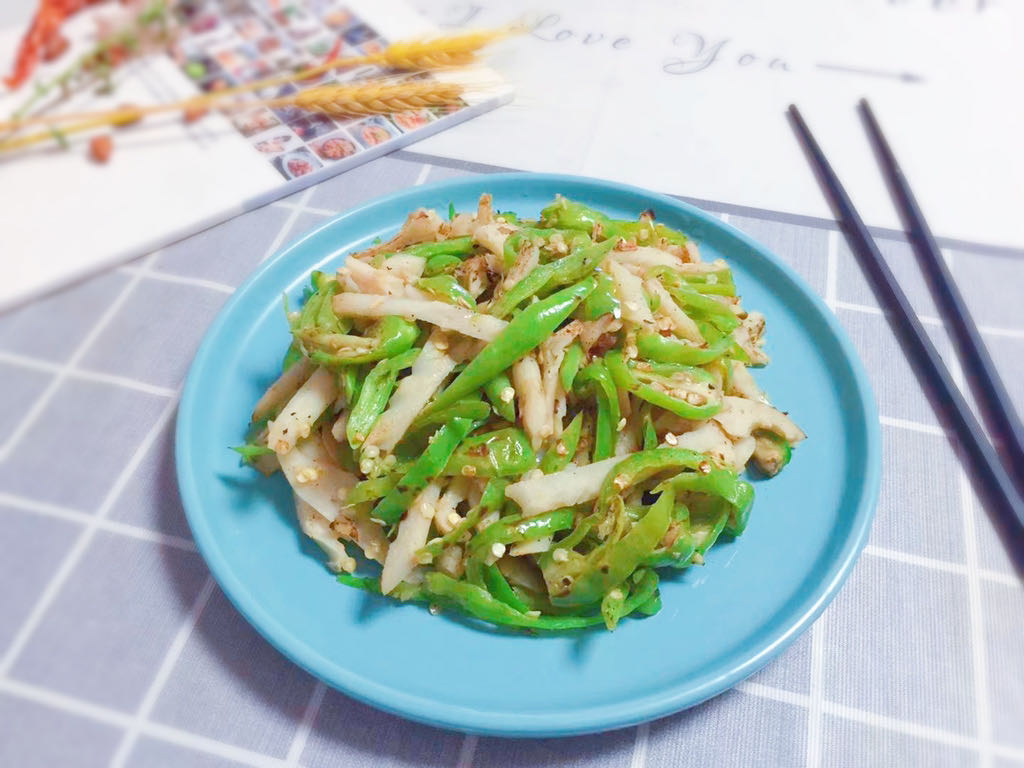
0, 154, 1020, 768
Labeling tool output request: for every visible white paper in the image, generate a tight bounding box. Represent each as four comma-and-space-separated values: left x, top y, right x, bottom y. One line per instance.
412, 0, 1024, 250
0, 0, 511, 310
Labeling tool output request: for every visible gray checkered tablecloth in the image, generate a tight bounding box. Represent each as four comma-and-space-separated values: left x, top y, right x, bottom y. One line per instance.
1, 148, 1022, 767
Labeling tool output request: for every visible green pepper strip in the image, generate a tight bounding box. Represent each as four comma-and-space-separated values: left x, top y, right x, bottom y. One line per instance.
580, 271, 622, 321
310, 315, 420, 367
542, 486, 674, 607
423, 278, 598, 419
483, 372, 516, 422
483, 564, 531, 612
416, 275, 476, 309
409, 398, 490, 435
418, 478, 507, 560
346, 473, 401, 505
423, 253, 463, 277
397, 236, 474, 259
574, 361, 620, 461
468, 508, 574, 559
540, 198, 688, 247
559, 342, 584, 393
346, 348, 419, 449
652, 267, 740, 333
371, 417, 479, 525
487, 262, 557, 318
681, 268, 736, 296
606, 351, 722, 421
540, 412, 583, 474
542, 239, 617, 291
501, 228, 592, 270
443, 428, 536, 478
425, 569, 661, 631
642, 409, 658, 450
667, 465, 754, 536
637, 329, 738, 366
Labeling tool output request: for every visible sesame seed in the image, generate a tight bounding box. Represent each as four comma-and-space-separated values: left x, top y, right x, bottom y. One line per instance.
420, 502, 436, 519
416, 551, 433, 565
665, 432, 678, 446
691, 552, 705, 565
613, 474, 628, 490
383, 454, 397, 467
447, 511, 461, 526
616, 417, 627, 432
369, 517, 386, 526
460, 464, 477, 477
499, 386, 515, 403
428, 604, 441, 615
625, 345, 638, 358
491, 542, 506, 559
556, 441, 568, 456
362, 445, 380, 459
552, 548, 569, 562
353, 432, 365, 444
295, 467, 320, 484
698, 461, 711, 475
608, 588, 624, 601
359, 460, 373, 475
434, 338, 449, 351
526, 610, 541, 618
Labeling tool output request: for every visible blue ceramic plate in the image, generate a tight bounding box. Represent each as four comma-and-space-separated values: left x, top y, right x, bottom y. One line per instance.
176, 173, 880, 737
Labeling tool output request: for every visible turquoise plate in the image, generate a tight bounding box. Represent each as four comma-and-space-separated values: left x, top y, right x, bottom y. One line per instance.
176, 173, 880, 737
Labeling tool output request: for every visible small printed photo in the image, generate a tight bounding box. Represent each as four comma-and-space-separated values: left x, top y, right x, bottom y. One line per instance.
308, 130, 360, 161
334, 63, 381, 83
431, 101, 466, 118
389, 109, 435, 133
303, 34, 338, 58
342, 23, 377, 46
287, 112, 337, 141
233, 15, 268, 40
255, 34, 283, 54
272, 148, 323, 179
271, 6, 309, 27
322, 8, 354, 30
357, 38, 386, 56
233, 59, 273, 82
232, 107, 282, 137
351, 115, 398, 147
251, 128, 303, 154
182, 54, 221, 82
220, 0, 249, 13
286, 22, 321, 42
199, 74, 234, 93
188, 12, 221, 35
212, 46, 248, 72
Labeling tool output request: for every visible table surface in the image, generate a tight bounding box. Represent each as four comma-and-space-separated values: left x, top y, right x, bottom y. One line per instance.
1, 146, 1023, 767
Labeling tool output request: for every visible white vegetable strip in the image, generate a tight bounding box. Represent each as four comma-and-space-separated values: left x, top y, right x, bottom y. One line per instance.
611, 246, 684, 270
339, 257, 405, 295
381, 482, 442, 594
713, 396, 806, 443
608, 258, 655, 326
279, 438, 357, 523
381, 254, 426, 282
673, 421, 736, 468
505, 456, 622, 517
513, 353, 548, 451
537, 321, 582, 441
354, 209, 444, 259
510, 537, 552, 557
332, 293, 507, 341
363, 335, 457, 454
433, 477, 469, 535
732, 435, 757, 472
267, 367, 336, 454
296, 498, 355, 573
645, 278, 703, 342
252, 358, 313, 423
473, 221, 517, 260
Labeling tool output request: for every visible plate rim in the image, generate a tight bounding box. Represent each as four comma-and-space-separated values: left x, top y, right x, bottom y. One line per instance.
175, 171, 881, 737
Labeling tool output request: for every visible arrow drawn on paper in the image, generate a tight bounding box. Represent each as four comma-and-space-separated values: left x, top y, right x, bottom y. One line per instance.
815, 63, 926, 84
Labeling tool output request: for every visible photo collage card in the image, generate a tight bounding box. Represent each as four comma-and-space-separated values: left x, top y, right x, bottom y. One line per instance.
169, 0, 465, 179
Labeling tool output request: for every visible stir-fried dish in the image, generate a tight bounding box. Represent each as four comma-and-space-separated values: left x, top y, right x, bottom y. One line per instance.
235, 194, 806, 631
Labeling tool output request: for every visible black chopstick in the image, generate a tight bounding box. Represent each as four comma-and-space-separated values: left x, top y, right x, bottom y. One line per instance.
787, 104, 1024, 574
858, 98, 1024, 492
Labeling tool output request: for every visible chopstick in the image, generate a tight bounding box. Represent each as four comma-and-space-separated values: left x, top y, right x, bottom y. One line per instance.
858, 98, 1024, 490
787, 104, 1024, 574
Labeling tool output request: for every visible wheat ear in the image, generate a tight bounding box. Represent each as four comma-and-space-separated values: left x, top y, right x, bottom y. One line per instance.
0, 80, 467, 153
0, 28, 511, 133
